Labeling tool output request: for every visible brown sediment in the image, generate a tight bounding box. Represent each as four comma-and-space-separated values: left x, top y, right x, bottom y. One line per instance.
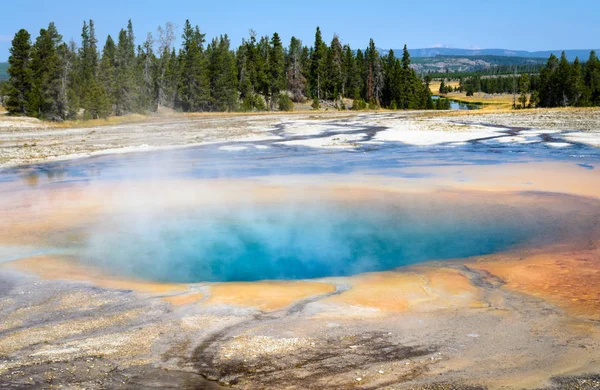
3, 255, 337, 311
205, 281, 336, 311
1, 174, 599, 315
470, 243, 600, 320
4, 255, 188, 294
1, 173, 600, 388
398, 160, 600, 200
162, 292, 205, 305
0, 309, 142, 355
1, 161, 599, 248
323, 268, 485, 314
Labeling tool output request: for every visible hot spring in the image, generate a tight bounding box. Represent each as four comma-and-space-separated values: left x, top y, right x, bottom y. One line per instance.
68, 186, 596, 283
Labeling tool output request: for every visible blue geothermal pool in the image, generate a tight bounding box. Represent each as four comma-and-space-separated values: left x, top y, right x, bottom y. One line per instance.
74, 192, 592, 283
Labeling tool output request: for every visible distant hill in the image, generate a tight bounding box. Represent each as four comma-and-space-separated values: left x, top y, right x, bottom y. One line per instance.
410, 55, 545, 73
0, 62, 7, 81
404, 48, 599, 62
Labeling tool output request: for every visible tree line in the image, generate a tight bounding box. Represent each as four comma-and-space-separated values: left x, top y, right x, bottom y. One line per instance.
426, 62, 544, 79
455, 74, 540, 96
438, 51, 600, 108
2, 20, 436, 120
536, 51, 600, 107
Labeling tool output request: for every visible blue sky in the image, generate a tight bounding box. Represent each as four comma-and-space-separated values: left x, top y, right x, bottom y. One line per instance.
1, 0, 599, 61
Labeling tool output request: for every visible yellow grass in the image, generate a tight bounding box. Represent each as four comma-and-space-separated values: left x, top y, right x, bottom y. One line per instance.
417, 105, 600, 118
51, 113, 150, 128
49, 107, 360, 129
446, 92, 517, 110
428, 80, 521, 110
428, 81, 519, 110
429, 80, 460, 94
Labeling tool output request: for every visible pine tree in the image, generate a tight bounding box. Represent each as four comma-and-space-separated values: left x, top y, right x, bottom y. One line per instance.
54, 42, 75, 119
569, 58, 583, 106
114, 20, 138, 114
584, 51, 600, 105
400, 44, 420, 109
365, 39, 383, 106
62, 40, 80, 118
556, 52, 571, 106
342, 45, 358, 99
286, 37, 306, 102
237, 31, 266, 111
177, 20, 210, 111
237, 32, 255, 101
163, 48, 179, 108
439, 79, 446, 95
355, 49, 366, 101
28, 23, 64, 119
517, 73, 529, 108
326, 34, 343, 102
79, 21, 99, 84
267, 32, 285, 110
78, 20, 109, 118
208, 35, 238, 111
310, 27, 327, 101
256, 35, 271, 101
382, 49, 397, 107
538, 54, 559, 107
6, 29, 32, 114
83, 78, 111, 119
529, 90, 540, 108
98, 35, 117, 110
423, 74, 434, 109
138, 32, 157, 112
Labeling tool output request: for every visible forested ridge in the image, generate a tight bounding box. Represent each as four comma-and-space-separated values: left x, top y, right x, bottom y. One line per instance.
2, 20, 598, 119
0, 63, 8, 81
0, 20, 435, 120
437, 51, 600, 108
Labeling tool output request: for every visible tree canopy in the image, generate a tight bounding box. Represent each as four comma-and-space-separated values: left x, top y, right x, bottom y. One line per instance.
10, 21, 596, 119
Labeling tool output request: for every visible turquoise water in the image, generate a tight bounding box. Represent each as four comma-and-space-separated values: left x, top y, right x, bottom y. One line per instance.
432, 95, 483, 110
78, 197, 575, 283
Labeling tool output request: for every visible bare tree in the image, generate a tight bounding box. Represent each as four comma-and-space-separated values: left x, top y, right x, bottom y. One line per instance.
286, 37, 306, 102
156, 22, 176, 107
157, 21, 175, 55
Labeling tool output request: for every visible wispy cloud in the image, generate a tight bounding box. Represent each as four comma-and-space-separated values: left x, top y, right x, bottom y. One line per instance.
0, 35, 13, 43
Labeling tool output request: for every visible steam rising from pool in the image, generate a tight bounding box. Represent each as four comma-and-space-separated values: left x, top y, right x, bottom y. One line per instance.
76, 192, 587, 283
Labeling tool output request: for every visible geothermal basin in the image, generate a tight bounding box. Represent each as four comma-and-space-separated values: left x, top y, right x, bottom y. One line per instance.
1, 113, 600, 389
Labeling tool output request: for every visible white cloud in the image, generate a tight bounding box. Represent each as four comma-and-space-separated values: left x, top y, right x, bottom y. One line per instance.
0, 35, 12, 42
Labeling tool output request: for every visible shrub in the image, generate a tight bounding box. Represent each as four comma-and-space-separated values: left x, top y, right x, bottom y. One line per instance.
351, 99, 367, 110
278, 94, 294, 111
311, 97, 320, 110
241, 93, 266, 112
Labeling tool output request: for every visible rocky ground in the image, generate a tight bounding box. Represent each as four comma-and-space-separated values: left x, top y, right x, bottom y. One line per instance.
1, 248, 599, 389
1, 108, 600, 389
1, 108, 599, 167
1, 181, 600, 389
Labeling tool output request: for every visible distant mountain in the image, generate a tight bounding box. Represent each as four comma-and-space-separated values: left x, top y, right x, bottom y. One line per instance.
0, 62, 7, 81
403, 48, 599, 62
410, 55, 545, 73
1, 48, 597, 81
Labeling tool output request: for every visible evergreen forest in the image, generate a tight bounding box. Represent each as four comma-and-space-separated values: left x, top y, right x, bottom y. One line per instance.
2, 20, 599, 120
1, 20, 434, 120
